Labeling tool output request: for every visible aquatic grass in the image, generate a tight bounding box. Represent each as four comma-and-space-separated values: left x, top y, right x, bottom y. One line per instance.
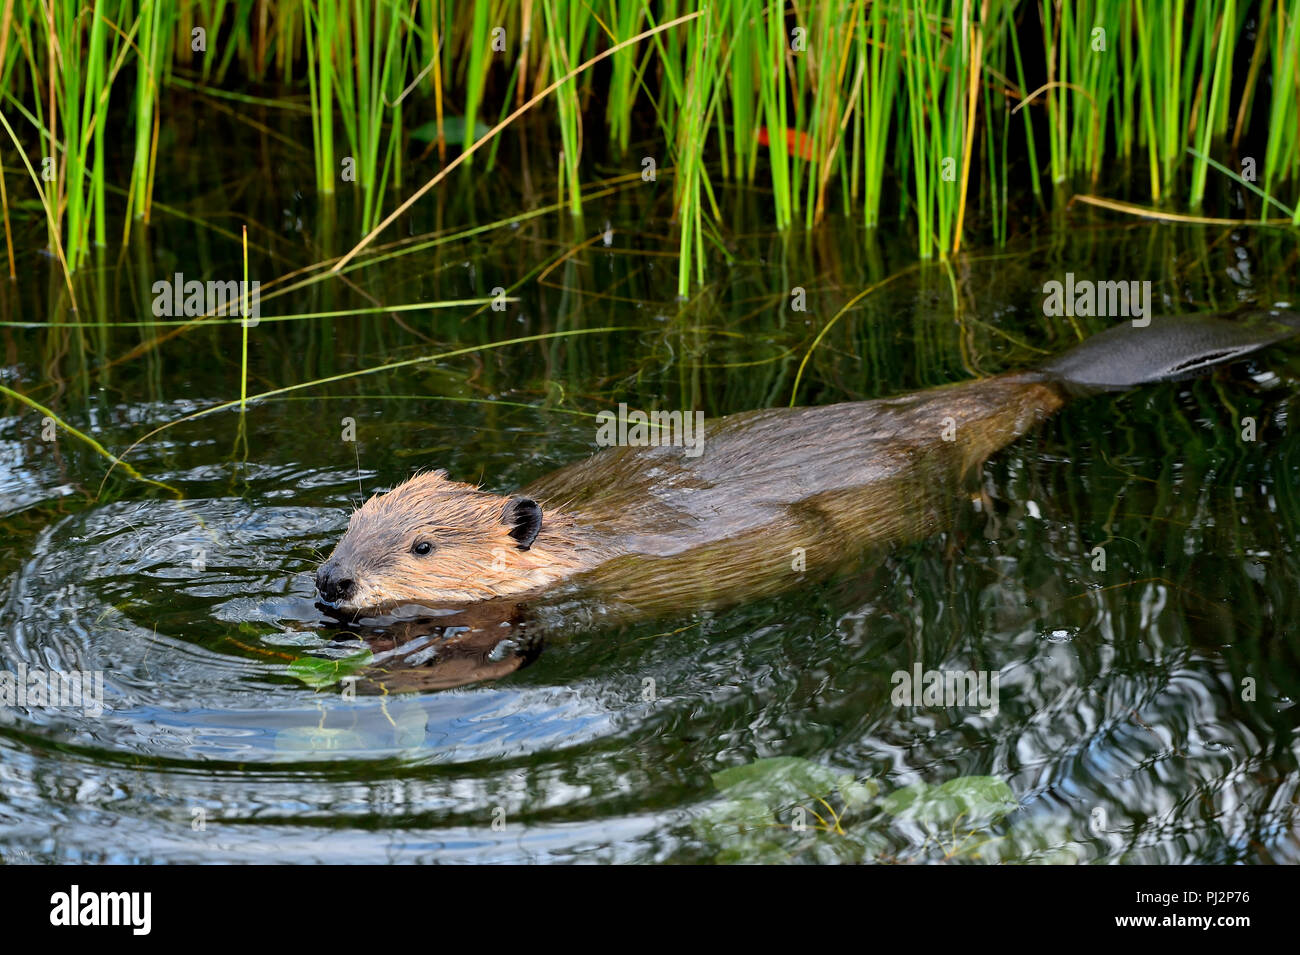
336, 0, 410, 228
1071, 192, 1295, 226
302, 0, 415, 224
301, 0, 337, 195
540, 0, 594, 216
805, 0, 863, 226
101, 174, 642, 369
240, 225, 249, 411
1262, 0, 1300, 225
899, 0, 972, 258
603, 0, 647, 153
1186, 146, 1297, 219
330, 9, 704, 271
127, 0, 173, 225
643, 1, 726, 293
2, 7, 142, 267
98, 325, 640, 492
2, 0, 1300, 299
0, 141, 13, 277
1004, 8, 1041, 202
858, 0, 901, 227
0, 298, 514, 328
196, 0, 241, 84
1188, 0, 1239, 207
461, 0, 491, 154
0, 380, 177, 492
759, 0, 793, 229
0, 103, 76, 301
56, 0, 106, 263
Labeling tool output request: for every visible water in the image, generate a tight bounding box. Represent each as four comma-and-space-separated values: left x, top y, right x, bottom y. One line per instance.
2, 111, 1300, 863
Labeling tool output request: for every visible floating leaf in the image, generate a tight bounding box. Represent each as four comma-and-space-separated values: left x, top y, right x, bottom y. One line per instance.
287, 650, 373, 689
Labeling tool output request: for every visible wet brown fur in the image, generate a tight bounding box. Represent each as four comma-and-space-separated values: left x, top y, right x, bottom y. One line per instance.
321, 371, 1066, 617
323, 471, 597, 611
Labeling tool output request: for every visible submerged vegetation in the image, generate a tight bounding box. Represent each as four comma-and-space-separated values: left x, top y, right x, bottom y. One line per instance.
0, 0, 1297, 294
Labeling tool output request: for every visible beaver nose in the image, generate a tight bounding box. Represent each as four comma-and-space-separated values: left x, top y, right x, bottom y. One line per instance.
316, 563, 356, 604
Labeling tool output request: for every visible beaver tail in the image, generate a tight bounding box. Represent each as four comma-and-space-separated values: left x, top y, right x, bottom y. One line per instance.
1040, 307, 1300, 391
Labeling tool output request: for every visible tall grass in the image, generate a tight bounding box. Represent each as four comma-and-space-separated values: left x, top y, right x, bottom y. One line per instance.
304, 0, 414, 229
541, 0, 592, 215
1, 0, 1299, 287
127, 0, 172, 224
1262, 0, 1300, 225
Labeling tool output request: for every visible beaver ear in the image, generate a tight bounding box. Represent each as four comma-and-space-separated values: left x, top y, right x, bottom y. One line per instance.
502, 497, 542, 550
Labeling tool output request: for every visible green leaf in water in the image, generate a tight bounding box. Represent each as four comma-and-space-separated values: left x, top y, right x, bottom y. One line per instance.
878, 776, 1018, 828
837, 774, 880, 810
696, 757, 881, 862
287, 650, 373, 689
711, 756, 842, 808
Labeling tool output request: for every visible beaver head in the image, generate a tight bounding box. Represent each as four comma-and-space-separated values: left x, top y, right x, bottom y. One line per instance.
315, 470, 577, 615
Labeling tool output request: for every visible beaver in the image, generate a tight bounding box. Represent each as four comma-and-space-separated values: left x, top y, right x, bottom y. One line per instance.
316, 308, 1300, 622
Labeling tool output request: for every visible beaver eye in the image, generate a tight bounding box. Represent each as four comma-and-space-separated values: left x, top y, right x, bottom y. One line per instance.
412, 541, 434, 557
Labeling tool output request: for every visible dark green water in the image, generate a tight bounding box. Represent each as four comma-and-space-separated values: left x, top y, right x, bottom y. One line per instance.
2, 108, 1300, 863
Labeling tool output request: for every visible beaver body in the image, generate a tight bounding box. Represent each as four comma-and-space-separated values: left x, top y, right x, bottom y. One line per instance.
316, 309, 1300, 621
516, 372, 1063, 615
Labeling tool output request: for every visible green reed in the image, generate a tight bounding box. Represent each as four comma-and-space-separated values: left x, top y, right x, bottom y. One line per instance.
858, 0, 901, 227
302, 0, 337, 195
2, 0, 135, 271
462, 0, 491, 152
541, 0, 592, 215
2, 0, 1300, 288
128, 0, 172, 224
1188, 0, 1239, 206
900, 0, 969, 258
308, 0, 413, 229
604, 0, 646, 154
1262, 0, 1300, 224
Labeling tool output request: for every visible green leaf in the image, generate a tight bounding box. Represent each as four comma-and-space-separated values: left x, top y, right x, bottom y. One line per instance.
696, 795, 776, 833
697, 758, 883, 863
879, 776, 1017, 827
711, 756, 841, 808
878, 781, 929, 817
287, 650, 373, 689
837, 774, 880, 809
